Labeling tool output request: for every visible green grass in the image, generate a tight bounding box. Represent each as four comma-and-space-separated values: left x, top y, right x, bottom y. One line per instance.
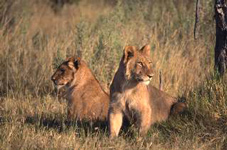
0, 0, 226, 149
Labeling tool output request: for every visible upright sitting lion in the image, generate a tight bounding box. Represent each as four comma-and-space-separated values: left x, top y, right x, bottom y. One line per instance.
51, 57, 109, 122
108, 45, 186, 137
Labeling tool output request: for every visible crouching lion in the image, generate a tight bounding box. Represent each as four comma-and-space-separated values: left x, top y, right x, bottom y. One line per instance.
51, 57, 109, 122
108, 45, 186, 137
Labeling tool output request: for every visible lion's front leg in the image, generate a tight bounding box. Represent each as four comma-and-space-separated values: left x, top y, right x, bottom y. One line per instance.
138, 107, 152, 136
108, 106, 123, 138
67, 107, 74, 121
108, 112, 123, 138
67, 100, 76, 121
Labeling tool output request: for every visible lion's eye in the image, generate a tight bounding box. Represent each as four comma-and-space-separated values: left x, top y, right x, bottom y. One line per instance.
137, 62, 143, 67
60, 69, 65, 73
149, 61, 152, 64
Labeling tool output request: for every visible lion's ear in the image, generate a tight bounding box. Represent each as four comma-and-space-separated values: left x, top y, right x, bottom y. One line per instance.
67, 56, 80, 69
66, 56, 75, 62
66, 57, 75, 69
74, 57, 81, 69
140, 44, 151, 57
123, 46, 136, 63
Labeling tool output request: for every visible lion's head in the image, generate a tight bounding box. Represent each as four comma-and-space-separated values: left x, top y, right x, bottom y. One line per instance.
51, 57, 81, 89
122, 45, 154, 85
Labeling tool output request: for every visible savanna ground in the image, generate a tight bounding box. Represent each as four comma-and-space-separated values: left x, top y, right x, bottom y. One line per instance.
0, 0, 226, 149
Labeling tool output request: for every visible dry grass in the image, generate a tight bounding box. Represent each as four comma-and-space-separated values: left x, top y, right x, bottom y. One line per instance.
0, 0, 226, 149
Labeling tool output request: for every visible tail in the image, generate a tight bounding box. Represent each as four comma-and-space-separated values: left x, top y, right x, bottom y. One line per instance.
170, 101, 187, 115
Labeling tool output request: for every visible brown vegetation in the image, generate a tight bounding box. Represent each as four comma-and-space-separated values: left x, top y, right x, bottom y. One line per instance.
0, 0, 226, 149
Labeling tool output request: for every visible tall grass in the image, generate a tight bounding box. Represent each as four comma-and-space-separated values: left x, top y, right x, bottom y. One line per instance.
0, 0, 226, 149
0, 0, 214, 96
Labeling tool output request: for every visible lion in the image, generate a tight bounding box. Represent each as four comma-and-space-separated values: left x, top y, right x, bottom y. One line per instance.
108, 44, 186, 137
51, 57, 109, 122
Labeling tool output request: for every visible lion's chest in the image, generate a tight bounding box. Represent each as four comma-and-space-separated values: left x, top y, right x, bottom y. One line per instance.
114, 87, 149, 122
117, 86, 150, 112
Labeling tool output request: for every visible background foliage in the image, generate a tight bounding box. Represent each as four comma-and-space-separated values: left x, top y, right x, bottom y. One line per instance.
0, 0, 226, 149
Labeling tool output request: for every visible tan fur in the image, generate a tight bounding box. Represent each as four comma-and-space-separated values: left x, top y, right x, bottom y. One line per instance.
108, 45, 185, 137
51, 57, 109, 121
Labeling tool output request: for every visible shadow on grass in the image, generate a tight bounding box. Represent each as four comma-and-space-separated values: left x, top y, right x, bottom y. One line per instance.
24, 114, 108, 135
24, 114, 133, 137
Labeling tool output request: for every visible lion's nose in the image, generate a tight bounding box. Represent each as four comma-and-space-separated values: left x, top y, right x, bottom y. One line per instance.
51, 78, 58, 85
51, 76, 56, 82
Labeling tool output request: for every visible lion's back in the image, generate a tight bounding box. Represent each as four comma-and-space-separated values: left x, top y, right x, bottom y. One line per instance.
69, 75, 110, 121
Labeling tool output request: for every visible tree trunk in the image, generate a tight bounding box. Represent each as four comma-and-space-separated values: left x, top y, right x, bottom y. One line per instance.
214, 0, 227, 75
